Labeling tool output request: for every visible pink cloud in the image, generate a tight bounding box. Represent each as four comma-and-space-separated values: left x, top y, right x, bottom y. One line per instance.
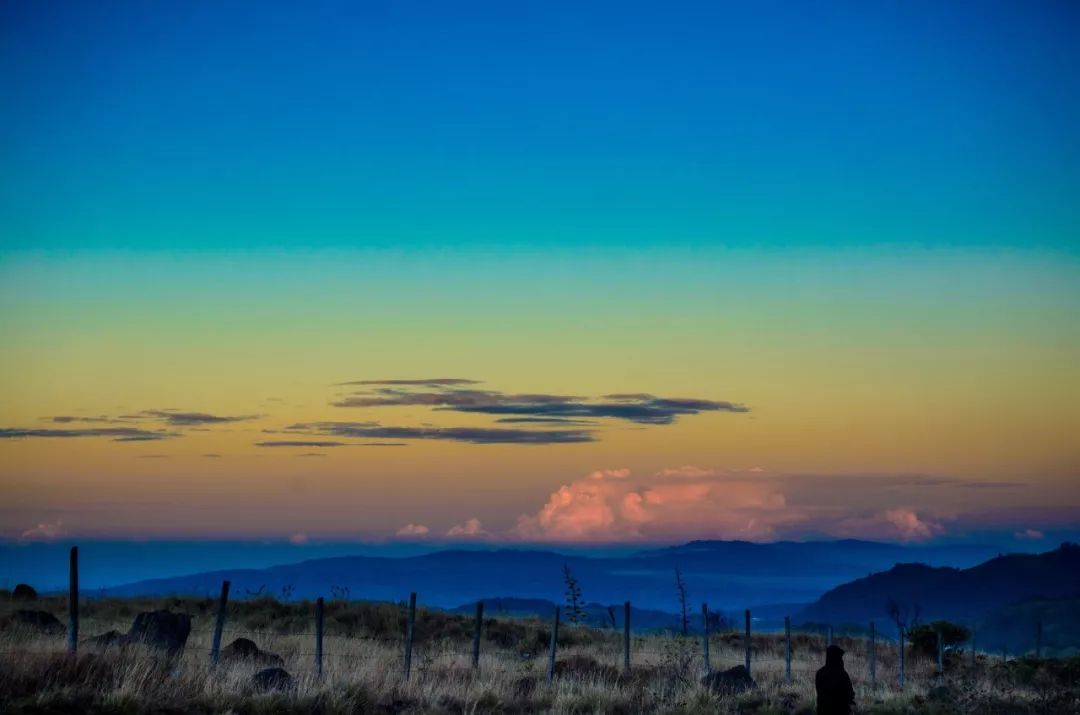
1015, 528, 1045, 540
446, 517, 488, 538
20, 519, 66, 542
288, 532, 308, 545
513, 467, 799, 542
397, 523, 431, 537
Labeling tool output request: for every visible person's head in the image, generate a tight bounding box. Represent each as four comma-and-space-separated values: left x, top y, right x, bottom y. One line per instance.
826, 644, 845, 667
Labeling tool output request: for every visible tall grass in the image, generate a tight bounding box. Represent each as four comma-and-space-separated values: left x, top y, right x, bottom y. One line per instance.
1, 595, 1076, 713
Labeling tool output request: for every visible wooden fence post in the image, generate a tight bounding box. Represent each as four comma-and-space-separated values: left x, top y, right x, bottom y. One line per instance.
869, 621, 876, 686
971, 627, 977, 667
403, 592, 416, 681
827, 625, 833, 648
937, 629, 944, 675
210, 579, 230, 667
472, 601, 483, 670
315, 597, 324, 679
744, 609, 751, 677
701, 603, 711, 676
623, 601, 631, 674
898, 627, 905, 689
1035, 621, 1042, 658
67, 546, 78, 656
547, 606, 560, 684
785, 616, 792, 685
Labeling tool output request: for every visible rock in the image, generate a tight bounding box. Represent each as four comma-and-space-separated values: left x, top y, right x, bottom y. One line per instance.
13, 609, 65, 635
12, 584, 38, 600
252, 667, 295, 692
220, 637, 284, 667
128, 610, 191, 655
702, 665, 754, 693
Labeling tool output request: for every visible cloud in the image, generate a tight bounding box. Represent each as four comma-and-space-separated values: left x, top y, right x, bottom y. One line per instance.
137, 454, 169, 459
513, 467, 795, 542
337, 378, 482, 386
289, 533, 309, 545
1015, 528, 1045, 540
201, 453, 222, 458
882, 508, 945, 541
283, 421, 594, 445
20, 519, 66, 542
509, 467, 1014, 543
296, 453, 328, 458
255, 440, 348, 448
446, 518, 488, 538
137, 410, 259, 426
396, 523, 431, 537
48, 415, 132, 424
332, 383, 747, 426
495, 417, 597, 425
0, 427, 178, 442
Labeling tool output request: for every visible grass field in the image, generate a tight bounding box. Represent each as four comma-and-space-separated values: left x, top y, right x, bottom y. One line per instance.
1, 595, 1077, 714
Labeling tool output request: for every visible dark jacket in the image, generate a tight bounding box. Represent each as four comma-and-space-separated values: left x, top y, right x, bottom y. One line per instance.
815, 645, 855, 715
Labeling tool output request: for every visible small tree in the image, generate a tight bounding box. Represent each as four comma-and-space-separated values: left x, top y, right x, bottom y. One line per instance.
563, 563, 587, 625
908, 621, 971, 658
674, 566, 690, 635
886, 598, 922, 632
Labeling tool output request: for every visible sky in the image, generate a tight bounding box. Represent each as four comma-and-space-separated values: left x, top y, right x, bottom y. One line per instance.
1, 0, 1078, 549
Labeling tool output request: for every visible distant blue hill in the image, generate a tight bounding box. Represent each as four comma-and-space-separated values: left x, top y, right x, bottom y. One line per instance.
796, 543, 1080, 633
92, 539, 1002, 613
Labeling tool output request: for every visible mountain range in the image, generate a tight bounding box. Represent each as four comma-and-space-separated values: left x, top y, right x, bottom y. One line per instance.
96, 539, 1001, 613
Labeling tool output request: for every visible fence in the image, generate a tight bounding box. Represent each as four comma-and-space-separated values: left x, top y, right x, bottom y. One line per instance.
7, 546, 1045, 687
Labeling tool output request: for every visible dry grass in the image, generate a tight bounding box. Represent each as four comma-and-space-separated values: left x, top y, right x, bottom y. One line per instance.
1, 595, 1077, 714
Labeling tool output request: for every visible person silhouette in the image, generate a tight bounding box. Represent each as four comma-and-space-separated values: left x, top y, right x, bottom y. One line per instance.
815, 644, 855, 715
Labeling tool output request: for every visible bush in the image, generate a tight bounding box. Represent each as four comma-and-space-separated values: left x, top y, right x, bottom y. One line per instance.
907, 621, 971, 658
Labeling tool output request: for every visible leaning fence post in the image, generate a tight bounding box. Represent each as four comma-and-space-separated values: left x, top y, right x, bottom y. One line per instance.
67, 546, 78, 655
869, 621, 876, 686
937, 628, 944, 675
827, 625, 833, 647
547, 606, 560, 684
898, 627, 905, 689
403, 592, 416, 681
623, 601, 631, 674
210, 579, 230, 667
784, 616, 792, 685
315, 597, 324, 678
744, 609, 751, 677
701, 603, 711, 676
1035, 620, 1042, 658
471, 601, 483, 670
971, 627, 977, 667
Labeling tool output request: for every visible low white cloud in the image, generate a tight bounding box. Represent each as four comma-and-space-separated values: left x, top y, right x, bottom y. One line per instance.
446, 517, 488, 538
396, 523, 431, 537
20, 519, 66, 542
289, 533, 308, 545
1015, 528, 1045, 540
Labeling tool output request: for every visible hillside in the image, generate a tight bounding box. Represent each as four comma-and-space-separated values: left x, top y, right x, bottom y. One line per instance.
797, 543, 1080, 630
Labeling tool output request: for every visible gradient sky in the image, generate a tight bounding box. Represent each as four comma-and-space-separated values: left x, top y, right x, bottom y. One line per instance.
1, 0, 1078, 546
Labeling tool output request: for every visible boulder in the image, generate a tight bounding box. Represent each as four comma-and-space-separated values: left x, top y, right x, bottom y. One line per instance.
220, 637, 284, 667
128, 610, 191, 655
13, 609, 65, 635
702, 665, 754, 693
12, 584, 38, 600
252, 667, 295, 692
